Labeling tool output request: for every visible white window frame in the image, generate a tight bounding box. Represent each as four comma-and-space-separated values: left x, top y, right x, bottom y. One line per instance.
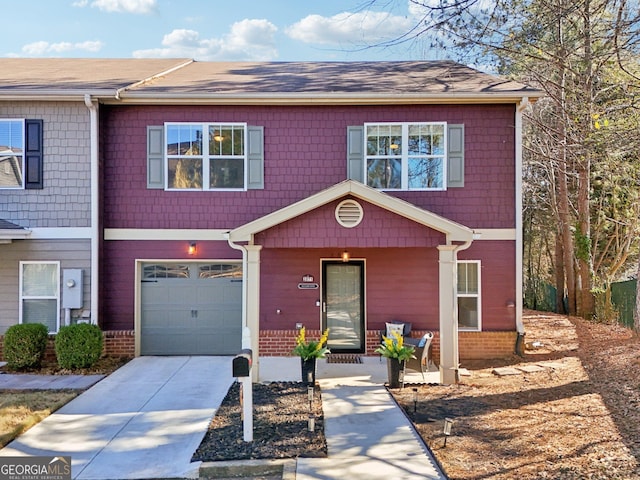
0, 118, 25, 189
457, 260, 481, 331
164, 122, 248, 191
19, 261, 60, 333
364, 122, 447, 191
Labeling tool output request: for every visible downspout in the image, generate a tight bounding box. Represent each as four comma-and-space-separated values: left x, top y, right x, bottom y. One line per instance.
225, 233, 250, 346
514, 97, 529, 353
84, 94, 99, 325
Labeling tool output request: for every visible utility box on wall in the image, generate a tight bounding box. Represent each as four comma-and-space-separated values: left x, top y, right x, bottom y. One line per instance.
62, 269, 83, 309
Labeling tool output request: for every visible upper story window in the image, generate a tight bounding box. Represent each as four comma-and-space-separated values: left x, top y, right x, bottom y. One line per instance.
165, 123, 247, 190
0, 119, 25, 189
365, 122, 446, 191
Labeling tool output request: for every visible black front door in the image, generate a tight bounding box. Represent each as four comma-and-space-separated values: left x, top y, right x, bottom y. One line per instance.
322, 260, 365, 353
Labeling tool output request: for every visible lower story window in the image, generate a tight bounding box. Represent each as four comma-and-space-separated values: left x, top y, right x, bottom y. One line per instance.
20, 261, 60, 333
457, 260, 481, 331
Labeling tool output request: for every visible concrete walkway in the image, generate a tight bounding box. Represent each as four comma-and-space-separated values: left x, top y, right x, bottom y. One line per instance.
262, 357, 446, 480
0, 373, 105, 390
1, 356, 445, 480
0, 356, 234, 479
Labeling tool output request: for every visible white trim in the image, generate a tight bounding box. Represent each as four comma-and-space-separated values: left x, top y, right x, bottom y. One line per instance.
27, 228, 92, 239
85, 95, 99, 326
0, 229, 31, 241
515, 99, 527, 334
472, 229, 516, 241
104, 229, 229, 241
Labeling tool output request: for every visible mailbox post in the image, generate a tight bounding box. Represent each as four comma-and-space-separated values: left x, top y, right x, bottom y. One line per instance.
232, 349, 253, 442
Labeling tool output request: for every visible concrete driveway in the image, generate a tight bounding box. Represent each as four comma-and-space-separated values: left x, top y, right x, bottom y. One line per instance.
0, 356, 234, 479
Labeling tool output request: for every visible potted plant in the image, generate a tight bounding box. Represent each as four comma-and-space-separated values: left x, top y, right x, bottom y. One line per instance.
292, 327, 330, 385
375, 332, 416, 388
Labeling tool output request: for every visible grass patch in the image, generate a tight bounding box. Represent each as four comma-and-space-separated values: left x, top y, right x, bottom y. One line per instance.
0, 390, 79, 447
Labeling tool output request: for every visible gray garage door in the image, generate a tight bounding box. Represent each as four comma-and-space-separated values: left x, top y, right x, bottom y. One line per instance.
140, 262, 242, 355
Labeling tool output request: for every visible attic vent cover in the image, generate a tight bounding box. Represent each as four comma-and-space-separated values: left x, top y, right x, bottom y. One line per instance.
335, 199, 363, 228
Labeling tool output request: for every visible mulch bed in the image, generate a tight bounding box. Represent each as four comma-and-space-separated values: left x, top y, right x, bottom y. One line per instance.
390, 311, 640, 479
192, 381, 327, 461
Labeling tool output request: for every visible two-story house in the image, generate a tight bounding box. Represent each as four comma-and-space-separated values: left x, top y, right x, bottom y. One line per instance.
1, 59, 540, 384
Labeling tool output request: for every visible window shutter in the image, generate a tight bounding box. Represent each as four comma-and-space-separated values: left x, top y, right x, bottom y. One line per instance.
247, 125, 264, 190
147, 126, 164, 189
25, 119, 43, 189
447, 124, 464, 188
347, 126, 364, 183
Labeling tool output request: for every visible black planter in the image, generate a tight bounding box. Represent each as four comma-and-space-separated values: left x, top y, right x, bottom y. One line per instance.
386, 358, 405, 388
301, 357, 316, 385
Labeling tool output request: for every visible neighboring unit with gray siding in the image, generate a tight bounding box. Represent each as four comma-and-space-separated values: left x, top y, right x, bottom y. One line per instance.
0, 101, 93, 333
0, 101, 91, 228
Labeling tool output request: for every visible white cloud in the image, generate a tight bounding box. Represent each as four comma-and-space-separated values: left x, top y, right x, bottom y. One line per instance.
133, 19, 278, 61
75, 0, 157, 14
21, 40, 104, 56
286, 11, 413, 46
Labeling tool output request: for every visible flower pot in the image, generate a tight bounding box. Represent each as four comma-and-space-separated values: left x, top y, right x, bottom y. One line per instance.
386, 358, 405, 389
301, 357, 316, 386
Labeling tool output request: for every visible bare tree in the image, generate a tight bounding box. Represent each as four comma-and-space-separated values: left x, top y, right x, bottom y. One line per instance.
360, 0, 640, 319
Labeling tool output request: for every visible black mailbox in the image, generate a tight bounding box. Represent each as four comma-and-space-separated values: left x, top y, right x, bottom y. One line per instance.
232, 349, 253, 377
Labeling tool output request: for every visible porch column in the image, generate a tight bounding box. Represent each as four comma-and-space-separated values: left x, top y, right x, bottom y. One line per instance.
438, 245, 459, 385
245, 244, 262, 382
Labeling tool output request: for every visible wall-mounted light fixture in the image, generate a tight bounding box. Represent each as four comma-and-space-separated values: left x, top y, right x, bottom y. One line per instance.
341, 250, 350, 263
188, 242, 197, 255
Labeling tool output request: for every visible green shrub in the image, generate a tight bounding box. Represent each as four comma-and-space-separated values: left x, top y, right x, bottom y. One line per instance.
3, 323, 49, 370
55, 323, 103, 370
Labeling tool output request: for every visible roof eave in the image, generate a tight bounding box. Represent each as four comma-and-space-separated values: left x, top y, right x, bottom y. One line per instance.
0, 90, 118, 101
0, 229, 31, 242
107, 91, 543, 106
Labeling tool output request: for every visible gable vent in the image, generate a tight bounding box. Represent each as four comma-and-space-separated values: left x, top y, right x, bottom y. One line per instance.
335, 199, 364, 228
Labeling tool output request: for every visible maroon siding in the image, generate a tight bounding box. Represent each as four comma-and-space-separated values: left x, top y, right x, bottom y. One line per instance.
100, 240, 241, 330
255, 198, 446, 248
100, 104, 515, 231
259, 241, 516, 335
460, 240, 516, 331
259, 247, 440, 332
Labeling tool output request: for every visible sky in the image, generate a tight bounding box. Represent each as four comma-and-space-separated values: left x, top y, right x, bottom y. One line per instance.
2, 0, 442, 62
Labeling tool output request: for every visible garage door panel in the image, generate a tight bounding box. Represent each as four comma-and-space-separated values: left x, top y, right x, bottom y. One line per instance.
141, 262, 242, 355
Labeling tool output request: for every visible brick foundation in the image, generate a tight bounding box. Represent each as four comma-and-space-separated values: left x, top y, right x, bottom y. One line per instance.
0, 330, 136, 363
260, 329, 518, 360
1, 329, 516, 362
103, 330, 136, 357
